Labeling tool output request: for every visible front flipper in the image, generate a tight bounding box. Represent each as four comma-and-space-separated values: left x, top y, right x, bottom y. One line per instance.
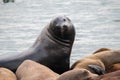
88, 64, 105, 75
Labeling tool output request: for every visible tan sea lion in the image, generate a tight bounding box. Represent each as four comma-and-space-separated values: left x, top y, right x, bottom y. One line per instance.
56, 68, 98, 80
57, 69, 120, 80
71, 49, 120, 74
16, 60, 120, 80
16, 60, 59, 80
93, 48, 120, 73
0, 67, 17, 80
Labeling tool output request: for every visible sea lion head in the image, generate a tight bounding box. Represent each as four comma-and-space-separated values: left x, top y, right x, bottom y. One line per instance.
48, 15, 75, 44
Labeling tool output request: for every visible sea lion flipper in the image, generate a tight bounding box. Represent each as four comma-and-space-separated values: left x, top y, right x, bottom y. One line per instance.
88, 64, 105, 75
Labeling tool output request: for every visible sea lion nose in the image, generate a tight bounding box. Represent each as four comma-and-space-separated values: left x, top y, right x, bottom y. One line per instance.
61, 22, 70, 33
62, 25, 68, 31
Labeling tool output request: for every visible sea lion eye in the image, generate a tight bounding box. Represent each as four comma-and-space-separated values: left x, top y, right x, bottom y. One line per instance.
63, 19, 66, 21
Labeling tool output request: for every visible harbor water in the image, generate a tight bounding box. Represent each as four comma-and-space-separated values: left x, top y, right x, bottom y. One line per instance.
0, 0, 120, 65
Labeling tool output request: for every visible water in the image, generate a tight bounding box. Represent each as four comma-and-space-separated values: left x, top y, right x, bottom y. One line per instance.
0, 0, 120, 65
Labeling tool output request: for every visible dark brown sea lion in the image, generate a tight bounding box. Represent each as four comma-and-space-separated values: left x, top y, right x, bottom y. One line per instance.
0, 15, 75, 74
71, 50, 120, 74
16, 60, 59, 80
0, 67, 17, 80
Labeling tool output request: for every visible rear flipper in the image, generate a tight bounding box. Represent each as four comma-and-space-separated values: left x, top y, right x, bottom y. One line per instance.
88, 64, 105, 75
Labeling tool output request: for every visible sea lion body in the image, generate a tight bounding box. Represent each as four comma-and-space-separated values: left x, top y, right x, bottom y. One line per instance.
56, 69, 98, 80
57, 69, 120, 80
16, 60, 120, 80
93, 48, 120, 73
0, 67, 17, 80
71, 50, 120, 74
16, 60, 59, 80
0, 16, 75, 74
106, 63, 120, 73
99, 70, 120, 80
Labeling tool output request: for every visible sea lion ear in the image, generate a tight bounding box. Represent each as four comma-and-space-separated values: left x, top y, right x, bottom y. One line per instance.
88, 65, 105, 75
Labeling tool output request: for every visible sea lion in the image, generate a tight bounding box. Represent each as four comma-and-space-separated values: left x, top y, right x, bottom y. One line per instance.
0, 67, 17, 80
71, 50, 120, 74
88, 64, 105, 75
16, 60, 59, 80
100, 77, 120, 80
99, 70, 120, 80
93, 48, 120, 73
16, 60, 120, 80
56, 68, 98, 80
0, 15, 75, 74
57, 69, 120, 80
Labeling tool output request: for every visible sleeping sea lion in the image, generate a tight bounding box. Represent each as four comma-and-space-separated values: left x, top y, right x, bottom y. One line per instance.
0, 67, 17, 80
16, 60, 59, 80
93, 48, 120, 73
71, 49, 120, 74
